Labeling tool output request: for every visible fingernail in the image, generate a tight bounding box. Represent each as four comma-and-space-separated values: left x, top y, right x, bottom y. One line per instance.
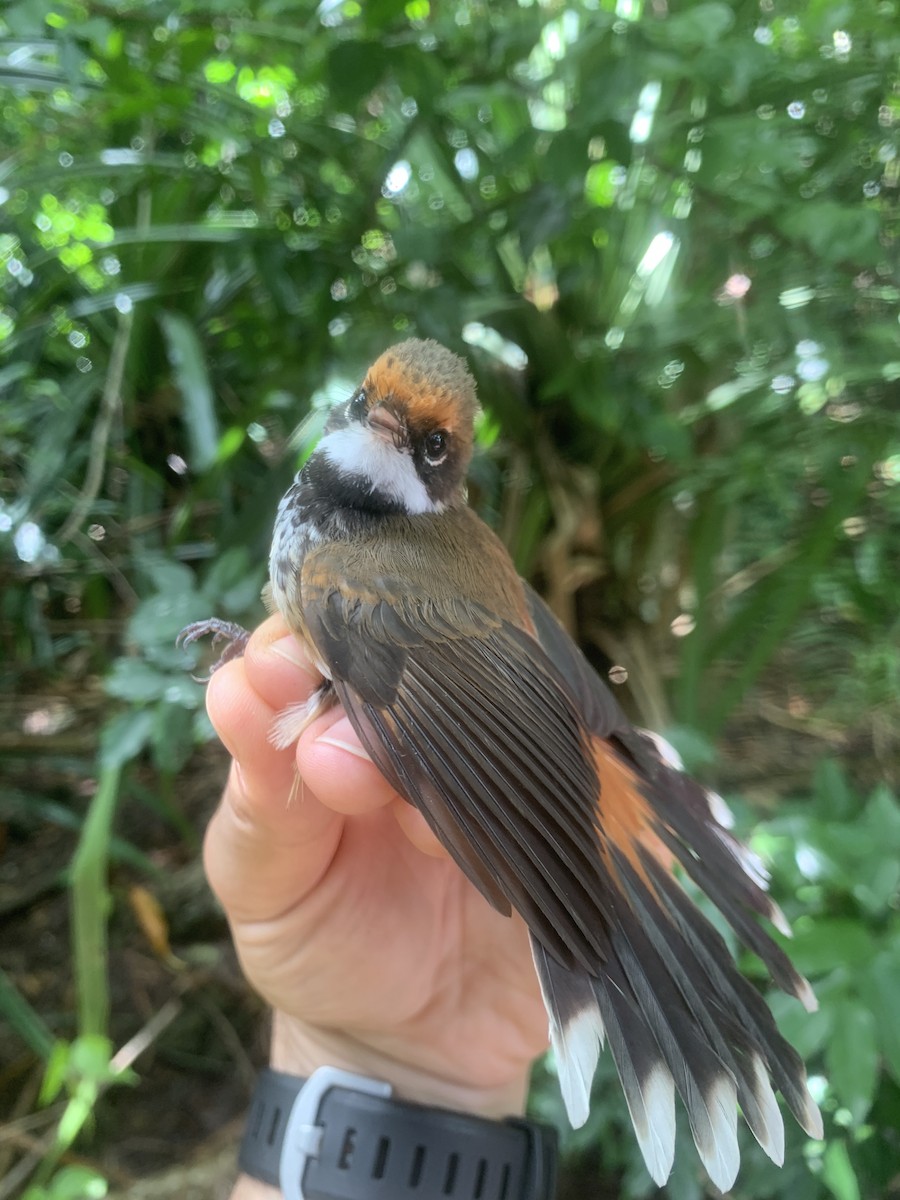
315, 717, 370, 761
316, 737, 371, 761
270, 636, 310, 669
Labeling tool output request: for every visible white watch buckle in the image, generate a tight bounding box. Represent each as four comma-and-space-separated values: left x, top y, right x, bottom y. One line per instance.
279, 1066, 393, 1200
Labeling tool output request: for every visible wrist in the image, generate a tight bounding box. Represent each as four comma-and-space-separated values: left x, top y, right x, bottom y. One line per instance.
271, 1010, 532, 1120
230, 1178, 279, 1200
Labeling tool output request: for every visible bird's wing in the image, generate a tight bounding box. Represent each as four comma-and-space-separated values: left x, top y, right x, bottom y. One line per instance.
299, 543, 822, 1189
300, 539, 614, 970
523, 582, 815, 1008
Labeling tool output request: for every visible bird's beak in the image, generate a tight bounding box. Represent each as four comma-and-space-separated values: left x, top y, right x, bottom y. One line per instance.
367, 404, 406, 447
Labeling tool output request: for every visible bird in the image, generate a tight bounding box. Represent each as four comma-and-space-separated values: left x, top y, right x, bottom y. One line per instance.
178, 338, 823, 1192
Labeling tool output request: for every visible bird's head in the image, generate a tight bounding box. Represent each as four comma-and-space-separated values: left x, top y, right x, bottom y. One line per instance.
316, 339, 478, 516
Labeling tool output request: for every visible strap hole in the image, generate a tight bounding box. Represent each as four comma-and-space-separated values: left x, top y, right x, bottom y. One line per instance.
499, 1162, 511, 1200
372, 1136, 390, 1180
473, 1159, 487, 1199
250, 1101, 264, 1140
266, 1108, 282, 1147
409, 1144, 426, 1187
443, 1151, 459, 1194
338, 1126, 357, 1169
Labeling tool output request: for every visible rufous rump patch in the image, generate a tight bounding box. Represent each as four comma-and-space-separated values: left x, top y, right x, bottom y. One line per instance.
592, 741, 674, 886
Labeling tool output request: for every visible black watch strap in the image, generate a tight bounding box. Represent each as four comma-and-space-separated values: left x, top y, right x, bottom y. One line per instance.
238, 1066, 558, 1200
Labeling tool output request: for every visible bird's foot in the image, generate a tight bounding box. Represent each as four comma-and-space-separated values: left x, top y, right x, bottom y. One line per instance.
176, 618, 251, 682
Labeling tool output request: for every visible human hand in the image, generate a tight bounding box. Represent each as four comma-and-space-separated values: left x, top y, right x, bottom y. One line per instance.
203, 614, 549, 1140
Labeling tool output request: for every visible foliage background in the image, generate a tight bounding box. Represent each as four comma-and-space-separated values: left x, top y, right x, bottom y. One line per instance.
1, 0, 898, 1198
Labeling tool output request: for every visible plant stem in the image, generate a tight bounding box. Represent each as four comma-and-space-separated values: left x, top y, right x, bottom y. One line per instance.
70, 764, 121, 1038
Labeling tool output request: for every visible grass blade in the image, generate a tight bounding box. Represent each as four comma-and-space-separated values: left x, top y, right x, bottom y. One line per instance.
0, 966, 55, 1060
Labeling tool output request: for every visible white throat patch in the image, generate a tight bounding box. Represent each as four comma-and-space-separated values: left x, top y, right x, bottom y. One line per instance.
318, 425, 444, 515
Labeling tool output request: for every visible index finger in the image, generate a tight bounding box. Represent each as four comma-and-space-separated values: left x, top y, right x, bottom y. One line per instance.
203, 616, 344, 918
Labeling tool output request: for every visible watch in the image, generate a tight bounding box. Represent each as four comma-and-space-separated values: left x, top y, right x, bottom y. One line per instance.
238, 1065, 559, 1200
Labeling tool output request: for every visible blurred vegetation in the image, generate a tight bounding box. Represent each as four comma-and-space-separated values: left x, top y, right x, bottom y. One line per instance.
1, 0, 898, 1198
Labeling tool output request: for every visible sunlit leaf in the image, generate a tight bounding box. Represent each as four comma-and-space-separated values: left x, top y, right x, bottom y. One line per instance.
584, 160, 621, 208
158, 313, 219, 472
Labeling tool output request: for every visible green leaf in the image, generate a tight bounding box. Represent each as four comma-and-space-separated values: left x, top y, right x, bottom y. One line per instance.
201, 545, 253, 599
863, 785, 900, 849
203, 58, 237, 85
99, 710, 155, 770
813, 760, 858, 821
327, 40, 387, 109
788, 919, 877, 976
127, 593, 204, 655
151, 700, 199, 774
24, 1165, 109, 1200
769, 990, 832, 1060
62, 1168, 108, 1199
584, 161, 621, 208
860, 951, 900, 1085
3, 2, 50, 36
821, 1140, 861, 1200
39, 1040, 72, 1105
133, 552, 197, 598
779, 203, 882, 266
643, 2, 735, 49
852, 854, 900, 916
216, 424, 246, 463
158, 312, 219, 471
826, 1000, 878, 1123
104, 660, 170, 703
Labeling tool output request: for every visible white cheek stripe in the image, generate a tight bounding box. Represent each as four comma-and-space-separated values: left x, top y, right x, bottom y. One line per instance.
319, 426, 444, 515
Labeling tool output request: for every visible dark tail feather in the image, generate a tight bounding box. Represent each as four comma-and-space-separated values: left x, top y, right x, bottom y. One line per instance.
594, 963, 676, 1186
529, 818, 822, 1191
531, 936, 676, 1187
609, 926, 741, 1191
530, 939, 603, 1128
532, 929, 742, 1191
616, 854, 786, 1165
644, 855, 822, 1140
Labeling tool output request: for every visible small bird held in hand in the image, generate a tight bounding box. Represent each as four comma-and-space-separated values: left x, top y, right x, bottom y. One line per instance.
179, 338, 822, 1191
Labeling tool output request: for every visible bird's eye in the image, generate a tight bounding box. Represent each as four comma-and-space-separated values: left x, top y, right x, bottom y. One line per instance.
423, 430, 449, 464
349, 390, 367, 419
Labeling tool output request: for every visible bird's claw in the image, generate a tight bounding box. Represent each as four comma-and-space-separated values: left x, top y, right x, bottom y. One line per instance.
176, 618, 251, 682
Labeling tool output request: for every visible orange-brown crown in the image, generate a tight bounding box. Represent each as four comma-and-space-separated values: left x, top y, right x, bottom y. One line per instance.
364, 339, 478, 457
